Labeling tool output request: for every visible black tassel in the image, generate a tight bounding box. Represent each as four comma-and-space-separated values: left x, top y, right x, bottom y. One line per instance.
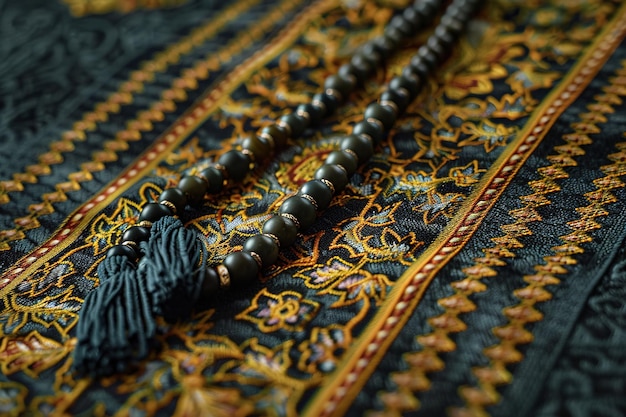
74, 217, 207, 376
73, 254, 156, 376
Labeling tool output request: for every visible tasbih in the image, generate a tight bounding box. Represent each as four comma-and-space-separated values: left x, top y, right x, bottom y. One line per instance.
73, 0, 481, 376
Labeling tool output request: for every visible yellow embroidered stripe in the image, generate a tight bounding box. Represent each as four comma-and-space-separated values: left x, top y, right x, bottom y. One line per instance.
304, 3, 626, 416
0, 0, 338, 294
0, 0, 260, 207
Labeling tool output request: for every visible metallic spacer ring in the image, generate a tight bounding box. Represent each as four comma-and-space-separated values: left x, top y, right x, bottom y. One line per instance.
300, 193, 318, 210
296, 108, 311, 123
137, 220, 153, 228
280, 212, 300, 229
258, 131, 276, 149
248, 251, 263, 268
240, 148, 255, 164
366, 117, 384, 130
159, 200, 177, 215
311, 98, 326, 114
263, 233, 280, 248
277, 120, 292, 137
325, 87, 343, 102
318, 178, 335, 194
342, 148, 359, 163
216, 264, 231, 289
380, 99, 399, 115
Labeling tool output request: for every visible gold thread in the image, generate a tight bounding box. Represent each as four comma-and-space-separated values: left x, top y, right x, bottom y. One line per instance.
216, 264, 231, 289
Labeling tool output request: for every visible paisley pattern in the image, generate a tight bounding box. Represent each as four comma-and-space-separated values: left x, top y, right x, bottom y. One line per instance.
1, 0, 626, 416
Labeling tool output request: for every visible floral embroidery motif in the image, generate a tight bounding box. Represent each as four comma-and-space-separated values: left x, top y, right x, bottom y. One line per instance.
237, 289, 319, 333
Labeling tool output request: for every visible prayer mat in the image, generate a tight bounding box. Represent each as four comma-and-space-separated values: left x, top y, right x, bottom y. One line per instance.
1, 0, 626, 416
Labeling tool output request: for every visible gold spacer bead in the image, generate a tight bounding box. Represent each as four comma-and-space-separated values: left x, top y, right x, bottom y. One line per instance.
318, 178, 335, 194
300, 193, 318, 210
280, 212, 300, 229
248, 251, 263, 268
137, 220, 153, 228
263, 233, 280, 248
216, 264, 231, 289
159, 200, 177, 215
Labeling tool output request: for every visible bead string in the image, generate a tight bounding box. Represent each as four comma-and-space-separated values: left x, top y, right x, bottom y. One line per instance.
106, 0, 480, 294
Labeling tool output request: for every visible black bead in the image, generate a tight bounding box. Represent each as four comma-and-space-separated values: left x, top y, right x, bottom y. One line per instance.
350, 54, 375, 79
122, 226, 151, 244
407, 56, 430, 79
106, 244, 138, 261
381, 89, 410, 115
179, 175, 208, 203
262, 215, 298, 247
159, 188, 187, 214
364, 103, 396, 130
279, 195, 317, 230
261, 123, 290, 147
341, 134, 374, 165
199, 167, 224, 194
353, 120, 384, 145
242, 134, 271, 161
402, 6, 424, 28
223, 252, 259, 288
297, 103, 324, 126
416, 45, 438, 71
218, 150, 251, 182
389, 73, 423, 100
383, 25, 404, 47
339, 63, 365, 86
300, 179, 333, 211
315, 164, 349, 193
280, 113, 307, 138
440, 14, 464, 35
243, 234, 279, 268
427, 36, 450, 64
200, 267, 220, 298
324, 74, 356, 102
389, 15, 413, 37
312, 92, 339, 117
356, 47, 383, 68
373, 36, 397, 59
325, 150, 358, 176
139, 202, 172, 223
413, 0, 440, 19
434, 25, 455, 49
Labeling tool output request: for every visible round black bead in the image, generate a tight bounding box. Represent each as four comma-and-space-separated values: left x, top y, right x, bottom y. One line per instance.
279, 195, 317, 230
364, 103, 396, 130
280, 113, 307, 138
353, 120, 384, 145
389, 74, 423, 101
373, 36, 397, 59
416, 45, 438, 71
262, 215, 298, 247
122, 226, 151, 244
440, 14, 464, 35
403, 6, 424, 28
199, 267, 220, 298
106, 244, 138, 261
243, 234, 279, 268
381, 89, 410, 115
339, 63, 365, 86
242, 134, 271, 161
324, 74, 356, 101
312, 92, 339, 117
300, 179, 333, 211
389, 15, 413, 37
218, 150, 251, 182
350, 54, 375, 78
414, 0, 440, 19
434, 25, 455, 49
223, 252, 259, 288
178, 175, 208, 203
199, 167, 224, 194
407, 56, 430, 79
261, 123, 290, 147
139, 202, 172, 223
159, 188, 187, 214
341, 134, 374, 165
297, 103, 324, 126
383, 25, 404, 47
315, 164, 349, 193
325, 150, 358, 176
427, 36, 450, 64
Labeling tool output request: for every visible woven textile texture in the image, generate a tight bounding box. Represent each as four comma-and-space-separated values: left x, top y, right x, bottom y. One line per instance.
1, 0, 626, 415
